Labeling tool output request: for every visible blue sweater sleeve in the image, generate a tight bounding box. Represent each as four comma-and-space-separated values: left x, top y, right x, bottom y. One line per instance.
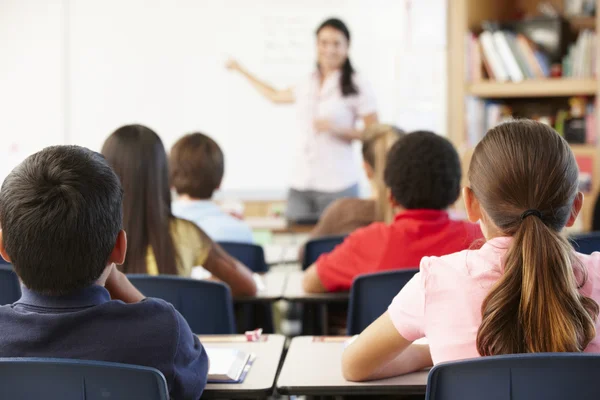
170, 310, 209, 400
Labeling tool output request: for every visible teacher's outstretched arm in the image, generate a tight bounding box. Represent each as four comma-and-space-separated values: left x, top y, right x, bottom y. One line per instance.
226, 59, 295, 104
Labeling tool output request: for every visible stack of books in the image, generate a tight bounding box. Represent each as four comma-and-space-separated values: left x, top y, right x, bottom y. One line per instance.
563, 29, 597, 78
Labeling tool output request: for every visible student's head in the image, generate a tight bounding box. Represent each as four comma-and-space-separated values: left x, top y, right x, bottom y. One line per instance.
0, 146, 125, 295
383, 131, 461, 212
361, 124, 405, 222
170, 132, 224, 200
466, 119, 598, 355
101, 124, 178, 275
316, 18, 357, 96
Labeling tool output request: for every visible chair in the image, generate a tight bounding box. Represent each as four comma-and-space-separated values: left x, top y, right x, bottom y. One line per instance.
0, 357, 168, 400
301, 235, 347, 270
127, 275, 235, 334
0, 265, 20, 305
570, 232, 600, 255
426, 353, 600, 400
217, 242, 275, 333
217, 242, 269, 273
346, 269, 418, 335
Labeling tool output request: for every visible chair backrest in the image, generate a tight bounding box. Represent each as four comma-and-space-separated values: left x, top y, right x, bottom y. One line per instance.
426, 353, 600, 400
127, 275, 235, 334
570, 232, 600, 255
302, 235, 347, 270
346, 268, 418, 335
0, 265, 21, 305
0, 357, 168, 400
217, 242, 268, 273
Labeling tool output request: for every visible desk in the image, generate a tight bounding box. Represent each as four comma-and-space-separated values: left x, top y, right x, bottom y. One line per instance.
277, 336, 428, 396
199, 334, 286, 399
234, 270, 288, 303
283, 270, 349, 303
284, 271, 349, 335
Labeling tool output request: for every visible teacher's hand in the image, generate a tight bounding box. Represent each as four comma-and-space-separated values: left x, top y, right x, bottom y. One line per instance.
314, 119, 334, 134
225, 58, 242, 72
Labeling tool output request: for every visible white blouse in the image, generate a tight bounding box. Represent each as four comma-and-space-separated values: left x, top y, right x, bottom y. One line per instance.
291, 70, 377, 192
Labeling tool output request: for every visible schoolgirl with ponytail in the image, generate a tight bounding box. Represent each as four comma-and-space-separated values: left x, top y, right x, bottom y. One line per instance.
342, 120, 600, 382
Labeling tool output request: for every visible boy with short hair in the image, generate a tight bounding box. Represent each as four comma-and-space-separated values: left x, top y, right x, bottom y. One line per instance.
0, 145, 208, 399
302, 131, 483, 293
170, 133, 254, 243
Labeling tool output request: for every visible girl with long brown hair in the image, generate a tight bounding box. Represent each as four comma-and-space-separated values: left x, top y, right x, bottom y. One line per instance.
102, 124, 257, 297
341, 120, 600, 381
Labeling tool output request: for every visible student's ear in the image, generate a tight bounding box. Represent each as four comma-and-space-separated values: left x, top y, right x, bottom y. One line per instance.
107, 230, 127, 266
387, 189, 400, 209
566, 191, 584, 227
463, 187, 483, 223
0, 231, 11, 264
363, 161, 374, 180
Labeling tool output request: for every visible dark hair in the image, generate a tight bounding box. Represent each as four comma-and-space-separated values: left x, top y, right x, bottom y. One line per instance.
384, 131, 461, 210
472, 120, 598, 355
170, 132, 224, 199
316, 18, 358, 96
101, 124, 179, 275
362, 124, 405, 222
0, 146, 123, 295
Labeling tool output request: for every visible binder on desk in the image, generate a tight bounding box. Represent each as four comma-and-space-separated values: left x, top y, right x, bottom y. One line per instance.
206, 348, 254, 383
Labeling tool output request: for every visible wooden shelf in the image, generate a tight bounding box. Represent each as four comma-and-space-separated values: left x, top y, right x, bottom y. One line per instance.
568, 16, 596, 31
467, 79, 597, 98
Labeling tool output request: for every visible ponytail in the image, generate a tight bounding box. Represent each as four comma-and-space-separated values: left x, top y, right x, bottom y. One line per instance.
341, 58, 358, 96
470, 120, 599, 356
362, 124, 404, 223
477, 214, 598, 354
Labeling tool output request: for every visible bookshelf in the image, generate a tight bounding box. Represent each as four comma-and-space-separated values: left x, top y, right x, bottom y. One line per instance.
448, 0, 600, 232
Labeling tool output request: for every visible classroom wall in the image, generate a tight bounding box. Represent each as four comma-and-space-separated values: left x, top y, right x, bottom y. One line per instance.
0, 0, 447, 198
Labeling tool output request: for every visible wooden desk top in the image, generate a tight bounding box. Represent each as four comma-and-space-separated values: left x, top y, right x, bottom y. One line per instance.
283, 271, 349, 303
234, 270, 289, 302
199, 334, 286, 399
277, 336, 428, 396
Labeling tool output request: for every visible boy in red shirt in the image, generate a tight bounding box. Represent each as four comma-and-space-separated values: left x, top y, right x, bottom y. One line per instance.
302, 131, 483, 293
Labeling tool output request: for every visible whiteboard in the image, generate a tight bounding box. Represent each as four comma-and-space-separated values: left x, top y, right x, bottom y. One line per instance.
1, 0, 448, 195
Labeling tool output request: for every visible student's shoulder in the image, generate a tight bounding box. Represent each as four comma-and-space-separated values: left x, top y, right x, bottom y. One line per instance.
345, 219, 389, 243
419, 249, 472, 280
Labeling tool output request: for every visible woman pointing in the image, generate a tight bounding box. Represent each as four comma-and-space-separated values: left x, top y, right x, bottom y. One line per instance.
227, 18, 379, 222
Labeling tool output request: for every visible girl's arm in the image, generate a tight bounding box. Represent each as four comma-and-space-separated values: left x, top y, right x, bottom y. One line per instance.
202, 241, 258, 297
226, 59, 295, 104
342, 311, 432, 381
315, 113, 379, 142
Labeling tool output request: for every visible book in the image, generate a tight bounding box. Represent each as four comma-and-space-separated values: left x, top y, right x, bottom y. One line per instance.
493, 31, 524, 82
505, 33, 534, 79
515, 34, 546, 78
479, 31, 509, 82
206, 348, 252, 383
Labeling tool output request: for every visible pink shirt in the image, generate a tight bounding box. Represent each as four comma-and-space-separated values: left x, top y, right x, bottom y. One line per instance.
388, 236, 600, 364
291, 70, 377, 192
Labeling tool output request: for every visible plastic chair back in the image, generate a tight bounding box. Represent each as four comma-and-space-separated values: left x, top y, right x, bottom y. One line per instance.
302, 235, 347, 270
0, 265, 20, 305
347, 268, 418, 335
127, 275, 235, 334
426, 353, 600, 400
570, 232, 600, 255
218, 242, 268, 273
0, 357, 168, 400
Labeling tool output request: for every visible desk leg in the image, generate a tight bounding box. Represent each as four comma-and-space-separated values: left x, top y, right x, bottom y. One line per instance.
320, 303, 329, 335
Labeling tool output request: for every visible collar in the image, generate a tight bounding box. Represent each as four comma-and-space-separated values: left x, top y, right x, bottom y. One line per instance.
474, 236, 512, 273
16, 285, 111, 309
394, 209, 450, 222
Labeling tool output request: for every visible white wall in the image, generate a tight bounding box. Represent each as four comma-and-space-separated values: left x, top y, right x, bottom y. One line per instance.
0, 0, 447, 198
0, 0, 66, 181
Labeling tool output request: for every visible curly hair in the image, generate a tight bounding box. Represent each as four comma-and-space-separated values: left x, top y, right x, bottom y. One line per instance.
383, 131, 461, 210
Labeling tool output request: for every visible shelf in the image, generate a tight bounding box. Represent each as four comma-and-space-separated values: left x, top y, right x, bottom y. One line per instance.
467, 79, 597, 98
568, 16, 596, 31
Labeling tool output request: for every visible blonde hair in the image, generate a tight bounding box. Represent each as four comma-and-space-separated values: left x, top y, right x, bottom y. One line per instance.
361, 124, 404, 223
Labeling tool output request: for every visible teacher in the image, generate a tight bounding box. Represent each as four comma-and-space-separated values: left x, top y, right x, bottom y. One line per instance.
226, 18, 379, 222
